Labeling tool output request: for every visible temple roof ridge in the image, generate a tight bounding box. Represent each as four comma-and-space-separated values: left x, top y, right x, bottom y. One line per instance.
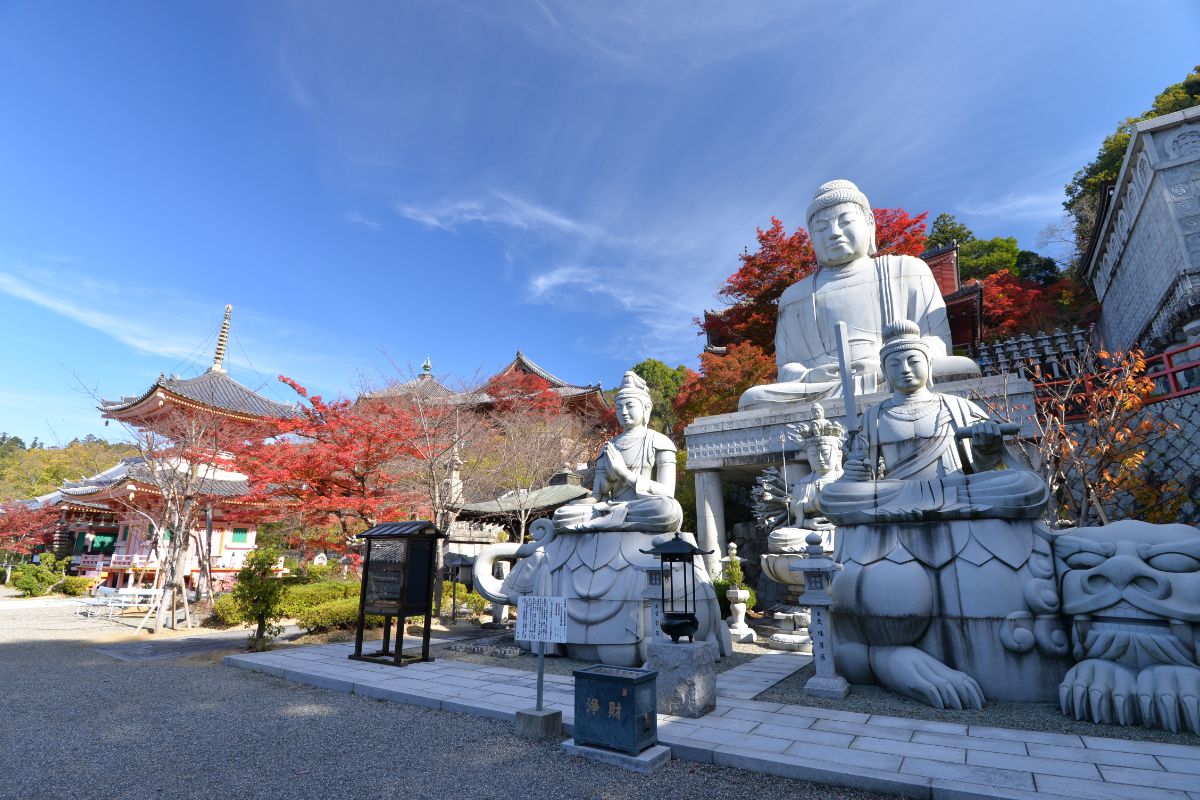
505, 350, 599, 392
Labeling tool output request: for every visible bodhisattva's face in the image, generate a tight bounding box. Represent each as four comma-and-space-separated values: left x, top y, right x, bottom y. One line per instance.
809, 202, 874, 267
616, 397, 649, 430
807, 438, 843, 476
884, 349, 930, 395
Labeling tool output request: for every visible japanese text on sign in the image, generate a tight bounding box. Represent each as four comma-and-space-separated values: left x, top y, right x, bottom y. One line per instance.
516, 596, 568, 643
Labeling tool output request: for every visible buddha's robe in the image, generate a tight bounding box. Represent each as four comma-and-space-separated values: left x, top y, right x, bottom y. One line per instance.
553, 428, 683, 533
739, 255, 978, 409
821, 393, 1049, 566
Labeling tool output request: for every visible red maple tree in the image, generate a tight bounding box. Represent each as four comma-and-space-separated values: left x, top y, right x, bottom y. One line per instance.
231, 377, 424, 541
672, 343, 776, 437
977, 270, 1099, 341
484, 371, 562, 416
679, 207, 928, 431
0, 502, 59, 556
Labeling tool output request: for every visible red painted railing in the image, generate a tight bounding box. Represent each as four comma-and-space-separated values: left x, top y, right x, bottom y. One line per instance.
1030, 340, 1200, 421
1143, 340, 1200, 402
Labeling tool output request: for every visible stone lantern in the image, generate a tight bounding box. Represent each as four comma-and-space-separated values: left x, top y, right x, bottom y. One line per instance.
641, 533, 713, 643
794, 531, 849, 699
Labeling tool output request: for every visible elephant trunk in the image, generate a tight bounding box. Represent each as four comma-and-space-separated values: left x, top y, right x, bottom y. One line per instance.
471, 542, 523, 604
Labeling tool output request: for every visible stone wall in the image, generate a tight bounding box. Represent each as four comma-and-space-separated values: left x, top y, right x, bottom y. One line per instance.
1102, 391, 1200, 525
1086, 107, 1200, 353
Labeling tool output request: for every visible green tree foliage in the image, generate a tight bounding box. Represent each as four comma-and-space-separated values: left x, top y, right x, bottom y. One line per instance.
630, 358, 689, 435
0, 435, 137, 501
1065, 65, 1200, 262
10, 553, 68, 597
231, 547, 287, 651
1014, 250, 1060, 286
959, 236, 1019, 282
925, 213, 975, 251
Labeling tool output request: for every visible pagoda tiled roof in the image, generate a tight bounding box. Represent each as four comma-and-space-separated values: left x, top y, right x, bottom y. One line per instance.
101, 369, 294, 420
364, 375, 458, 402
449, 483, 589, 516
58, 457, 248, 498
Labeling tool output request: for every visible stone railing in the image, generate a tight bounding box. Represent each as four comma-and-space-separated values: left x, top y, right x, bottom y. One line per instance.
969, 327, 1093, 381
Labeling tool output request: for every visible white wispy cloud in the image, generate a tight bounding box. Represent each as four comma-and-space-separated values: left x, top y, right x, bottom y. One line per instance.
959, 191, 1065, 221
0, 262, 331, 395
346, 211, 382, 230
0, 269, 202, 360
397, 191, 601, 239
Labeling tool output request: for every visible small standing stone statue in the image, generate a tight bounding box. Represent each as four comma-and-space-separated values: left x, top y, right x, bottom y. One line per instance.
720, 543, 756, 643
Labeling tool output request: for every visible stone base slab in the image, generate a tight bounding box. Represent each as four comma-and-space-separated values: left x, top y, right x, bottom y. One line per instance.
766, 633, 811, 652
728, 626, 758, 643
804, 674, 850, 699
515, 707, 562, 739
560, 739, 672, 774
646, 640, 718, 718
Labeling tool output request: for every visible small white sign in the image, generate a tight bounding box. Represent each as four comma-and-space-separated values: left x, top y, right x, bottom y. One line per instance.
516, 596, 568, 644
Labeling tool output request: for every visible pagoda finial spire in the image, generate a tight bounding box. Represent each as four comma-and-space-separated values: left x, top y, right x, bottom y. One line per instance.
420, 356, 432, 379
211, 304, 232, 373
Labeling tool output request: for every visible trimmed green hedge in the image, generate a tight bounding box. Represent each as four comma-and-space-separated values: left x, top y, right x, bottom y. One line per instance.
296, 597, 384, 633
60, 576, 94, 597
439, 582, 490, 618
279, 580, 359, 618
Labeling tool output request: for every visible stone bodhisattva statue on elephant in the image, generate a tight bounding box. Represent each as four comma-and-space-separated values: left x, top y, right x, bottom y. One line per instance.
473, 371, 729, 667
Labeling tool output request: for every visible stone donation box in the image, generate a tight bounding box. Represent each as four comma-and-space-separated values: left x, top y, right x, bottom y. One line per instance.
572, 665, 659, 755
350, 521, 446, 667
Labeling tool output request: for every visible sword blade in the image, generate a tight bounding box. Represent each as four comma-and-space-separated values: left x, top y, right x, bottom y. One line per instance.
834, 321, 858, 434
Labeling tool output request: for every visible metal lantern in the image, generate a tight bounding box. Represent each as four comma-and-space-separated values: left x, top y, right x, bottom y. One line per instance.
350, 520, 446, 667
640, 533, 713, 643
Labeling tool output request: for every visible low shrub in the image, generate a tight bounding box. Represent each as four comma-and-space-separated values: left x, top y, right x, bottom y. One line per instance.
280, 580, 359, 618
439, 582, 490, 618
209, 593, 241, 627
301, 562, 333, 582
296, 597, 383, 634
712, 579, 757, 620
12, 555, 67, 597
60, 576, 94, 597
232, 547, 287, 651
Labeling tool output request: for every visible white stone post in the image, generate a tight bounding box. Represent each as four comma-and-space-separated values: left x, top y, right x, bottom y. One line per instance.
694, 470, 728, 579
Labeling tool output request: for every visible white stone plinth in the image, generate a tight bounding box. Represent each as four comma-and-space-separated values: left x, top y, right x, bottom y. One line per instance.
645, 640, 718, 718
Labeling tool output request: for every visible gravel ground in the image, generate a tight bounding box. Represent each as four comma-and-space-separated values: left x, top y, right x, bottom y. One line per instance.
757, 657, 1200, 747
0, 598, 901, 800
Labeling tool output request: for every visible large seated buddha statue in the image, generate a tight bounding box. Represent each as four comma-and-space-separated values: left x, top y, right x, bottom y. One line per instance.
821, 321, 1068, 707
739, 180, 979, 411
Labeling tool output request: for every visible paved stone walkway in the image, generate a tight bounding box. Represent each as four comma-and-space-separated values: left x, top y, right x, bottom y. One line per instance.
226, 644, 1200, 800
100, 626, 483, 662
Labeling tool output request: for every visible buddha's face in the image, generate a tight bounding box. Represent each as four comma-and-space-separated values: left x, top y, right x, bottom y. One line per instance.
616, 396, 650, 430
809, 202, 874, 267
884, 348, 930, 394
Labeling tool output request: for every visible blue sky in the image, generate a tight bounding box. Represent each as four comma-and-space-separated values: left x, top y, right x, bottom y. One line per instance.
2, 1, 1198, 445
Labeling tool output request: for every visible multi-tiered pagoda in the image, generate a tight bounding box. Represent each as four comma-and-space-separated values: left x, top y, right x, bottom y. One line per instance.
38, 306, 293, 591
